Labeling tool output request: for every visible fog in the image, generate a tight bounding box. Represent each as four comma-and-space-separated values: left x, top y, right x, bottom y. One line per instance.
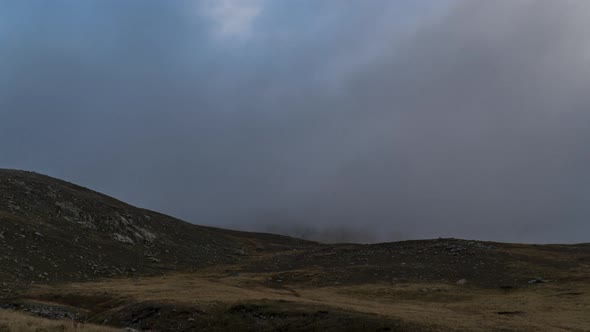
1, 0, 589, 243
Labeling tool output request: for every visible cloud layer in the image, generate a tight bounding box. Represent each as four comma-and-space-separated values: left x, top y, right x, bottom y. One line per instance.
201, 0, 266, 39
1, 0, 589, 243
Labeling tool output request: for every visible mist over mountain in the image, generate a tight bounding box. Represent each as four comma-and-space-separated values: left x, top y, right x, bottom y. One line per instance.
1, 169, 588, 331
2, 0, 590, 243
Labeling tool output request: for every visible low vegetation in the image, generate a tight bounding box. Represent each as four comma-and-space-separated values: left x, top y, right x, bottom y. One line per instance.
0, 310, 117, 332
1, 170, 589, 331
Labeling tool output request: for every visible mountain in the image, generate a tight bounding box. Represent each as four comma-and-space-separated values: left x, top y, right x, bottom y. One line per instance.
0, 169, 589, 331
0, 169, 310, 286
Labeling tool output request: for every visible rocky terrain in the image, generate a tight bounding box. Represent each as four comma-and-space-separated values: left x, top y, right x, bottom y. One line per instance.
0, 170, 310, 291
1, 169, 589, 331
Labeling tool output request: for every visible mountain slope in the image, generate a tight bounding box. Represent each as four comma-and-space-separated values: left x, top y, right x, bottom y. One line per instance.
0, 169, 310, 286
1, 169, 589, 331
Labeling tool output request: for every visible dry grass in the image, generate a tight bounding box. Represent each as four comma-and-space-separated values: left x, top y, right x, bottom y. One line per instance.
27, 268, 590, 332
0, 310, 117, 332
320, 282, 590, 331
9, 244, 590, 331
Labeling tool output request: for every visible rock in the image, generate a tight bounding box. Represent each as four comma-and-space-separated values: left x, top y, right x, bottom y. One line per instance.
528, 277, 548, 284
113, 233, 135, 245
456, 279, 467, 285
234, 249, 248, 256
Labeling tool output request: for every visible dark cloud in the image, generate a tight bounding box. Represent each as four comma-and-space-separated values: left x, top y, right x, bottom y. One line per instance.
1, 0, 589, 243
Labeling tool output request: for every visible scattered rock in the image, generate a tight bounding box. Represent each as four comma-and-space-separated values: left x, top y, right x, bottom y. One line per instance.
113, 233, 136, 245
528, 277, 548, 284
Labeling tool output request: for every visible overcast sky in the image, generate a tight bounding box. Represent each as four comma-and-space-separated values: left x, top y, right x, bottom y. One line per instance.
1, 0, 589, 243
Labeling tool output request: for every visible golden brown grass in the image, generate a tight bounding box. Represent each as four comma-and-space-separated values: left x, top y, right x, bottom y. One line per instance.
0, 310, 117, 332
27, 267, 590, 332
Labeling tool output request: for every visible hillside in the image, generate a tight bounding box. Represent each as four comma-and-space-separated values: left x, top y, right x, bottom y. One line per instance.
0, 169, 589, 331
0, 169, 310, 288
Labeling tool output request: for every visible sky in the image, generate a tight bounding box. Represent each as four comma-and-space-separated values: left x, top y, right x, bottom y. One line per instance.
1, 0, 590, 244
